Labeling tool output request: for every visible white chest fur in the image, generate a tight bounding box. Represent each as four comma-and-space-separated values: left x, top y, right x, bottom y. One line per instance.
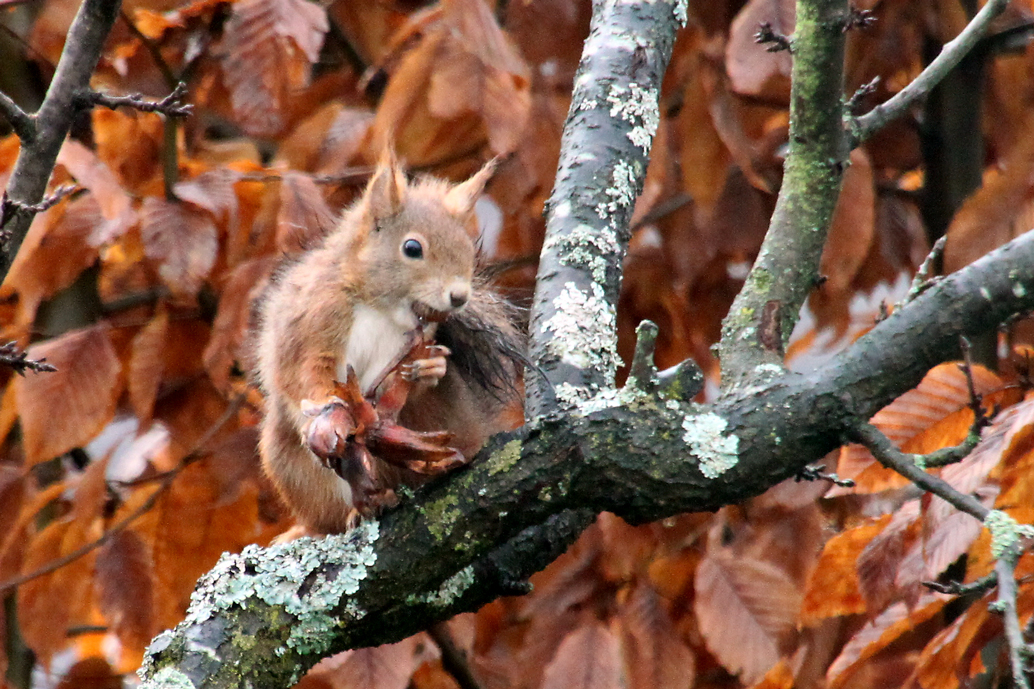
340, 304, 418, 394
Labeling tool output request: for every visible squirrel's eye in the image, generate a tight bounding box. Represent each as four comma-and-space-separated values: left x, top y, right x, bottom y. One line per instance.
402, 238, 424, 259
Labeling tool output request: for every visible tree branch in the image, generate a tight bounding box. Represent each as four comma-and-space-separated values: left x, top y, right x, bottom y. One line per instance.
0, 0, 123, 282
525, 0, 681, 415
850, 0, 1009, 144
138, 227, 1034, 688
718, 0, 851, 386
0, 91, 35, 141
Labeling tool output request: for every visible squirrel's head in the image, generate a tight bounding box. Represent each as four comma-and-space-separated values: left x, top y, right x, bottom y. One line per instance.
351, 152, 497, 323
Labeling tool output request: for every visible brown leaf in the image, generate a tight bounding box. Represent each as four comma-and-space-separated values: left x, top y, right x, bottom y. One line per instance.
173, 168, 242, 235
139, 196, 220, 298
943, 111, 1034, 273
826, 593, 946, 689
800, 516, 891, 625
618, 583, 695, 689
128, 308, 211, 423
55, 140, 134, 245
813, 149, 876, 327
540, 621, 623, 689
218, 0, 329, 138
694, 553, 801, 684
855, 501, 920, 613
726, 0, 794, 101
277, 172, 337, 253
834, 362, 1004, 493
15, 324, 124, 466
204, 256, 275, 393
368, 0, 530, 164
0, 194, 103, 329
304, 637, 417, 689
95, 529, 155, 663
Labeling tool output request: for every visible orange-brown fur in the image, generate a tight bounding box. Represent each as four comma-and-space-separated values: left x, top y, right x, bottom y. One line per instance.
255, 156, 521, 533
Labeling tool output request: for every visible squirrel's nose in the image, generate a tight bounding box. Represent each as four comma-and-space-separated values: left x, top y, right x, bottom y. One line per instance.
449, 287, 470, 308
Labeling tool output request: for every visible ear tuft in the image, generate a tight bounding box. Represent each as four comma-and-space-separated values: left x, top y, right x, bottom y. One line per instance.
443, 158, 498, 217
364, 147, 407, 221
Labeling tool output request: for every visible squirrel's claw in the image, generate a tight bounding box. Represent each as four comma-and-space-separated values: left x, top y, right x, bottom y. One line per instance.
303, 400, 355, 464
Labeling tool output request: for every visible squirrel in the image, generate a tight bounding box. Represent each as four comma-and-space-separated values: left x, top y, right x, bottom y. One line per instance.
255, 153, 525, 534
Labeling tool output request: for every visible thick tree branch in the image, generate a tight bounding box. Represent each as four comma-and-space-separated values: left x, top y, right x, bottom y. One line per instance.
718, 0, 851, 386
139, 228, 1034, 689
0, 0, 122, 281
525, 0, 681, 415
850, 0, 1009, 144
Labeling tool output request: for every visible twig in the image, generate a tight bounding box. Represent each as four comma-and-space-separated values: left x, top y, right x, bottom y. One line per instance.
0, 394, 243, 595
427, 623, 484, 689
0, 341, 57, 375
903, 236, 947, 303
851, 0, 1009, 143
923, 571, 997, 596
845, 76, 880, 115
993, 551, 1032, 689
842, 6, 876, 32
0, 91, 36, 141
78, 82, 192, 118
754, 22, 792, 52
849, 422, 990, 520
0, 184, 79, 230
795, 463, 854, 487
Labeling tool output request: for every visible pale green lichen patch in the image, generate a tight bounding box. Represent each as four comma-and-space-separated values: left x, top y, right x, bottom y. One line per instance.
153, 520, 380, 662
406, 566, 475, 608
555, 382, 596, 407
488, 439, 523, 476
425, 494, 462, 541
139, 667, 196, 689
606, 83, 659, 154
596, 160, 640, 220
542, 224, 619, 285
682, 413, 740, 478
984, 510, 1034, 558
670, 0, 688, 26
542, 282, 621, 375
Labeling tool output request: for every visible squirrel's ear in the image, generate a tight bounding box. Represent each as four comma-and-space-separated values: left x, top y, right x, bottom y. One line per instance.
364, 149, 407, 221
443, 158, 498, 217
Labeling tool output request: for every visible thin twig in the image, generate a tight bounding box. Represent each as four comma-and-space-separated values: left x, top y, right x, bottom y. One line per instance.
754, 22, 792, 52
78, 82, 192, 118
0, 91, 36, 141
0, 341, 57, 375
0, 394, 244, 595
845, 76, 880, 114
851, 0, 1009, 143
904, 236, 947, 304
849, 422, 990, 520
795, 463, 855, 487
923, 571, 997, 596
994, 552, 1032, 689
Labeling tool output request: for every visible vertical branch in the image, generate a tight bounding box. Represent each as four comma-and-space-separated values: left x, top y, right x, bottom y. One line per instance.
525, 0, 683, 418
718, 0, 850, 386
0, 0, 123, 280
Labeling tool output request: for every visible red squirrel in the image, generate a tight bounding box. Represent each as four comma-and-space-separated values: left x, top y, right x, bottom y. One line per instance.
255, 154, 524, 533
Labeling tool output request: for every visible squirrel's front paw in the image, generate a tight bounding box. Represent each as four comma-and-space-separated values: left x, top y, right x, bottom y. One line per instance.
401, 345, 450, 384
301, 397, 354, 463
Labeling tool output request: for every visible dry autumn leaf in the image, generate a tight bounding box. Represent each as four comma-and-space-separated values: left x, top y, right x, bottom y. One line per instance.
694, 552, 801, 684
15, 324, 124, 466
217, 0, 329, 138
540, 621, 624, 689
